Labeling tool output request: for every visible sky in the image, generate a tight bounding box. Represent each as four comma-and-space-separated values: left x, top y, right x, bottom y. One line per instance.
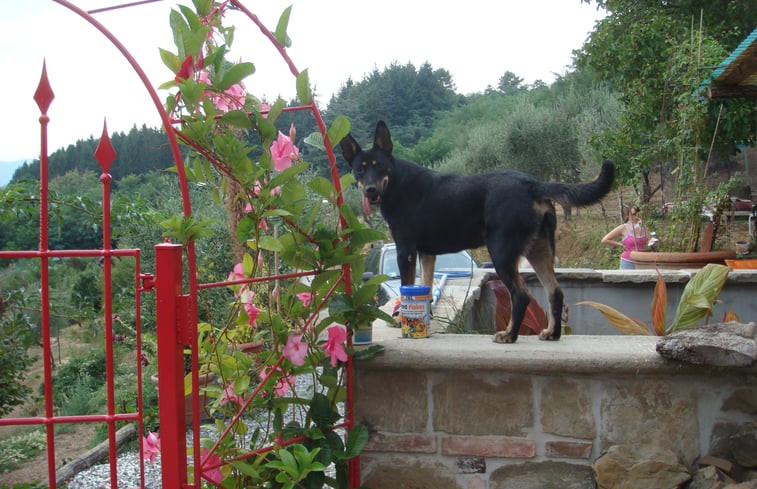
0, 0, 605, 166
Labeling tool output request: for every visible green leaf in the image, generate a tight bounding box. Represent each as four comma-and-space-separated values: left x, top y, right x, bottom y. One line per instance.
258, 235, 284, 252
274, 6, 293, 46
230, 460, 260, 478
307, 176, 336, 201
220, 110, 254, 129
236, 215, 257, 243
218, 62, 256, 90
327, 116, 351, 147
340, 172, 355, 190
669, 264, 730, 332
297, 69, 312, 105
310, 393, 340, 428
159, 48, 181, 73
270, 161, 309, 188
343, 424, 369, 459
303, 132, 325, 151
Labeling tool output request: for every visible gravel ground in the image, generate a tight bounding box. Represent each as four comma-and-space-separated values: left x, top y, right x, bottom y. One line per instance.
67, 452, 163, 489
67, 376, 339, 489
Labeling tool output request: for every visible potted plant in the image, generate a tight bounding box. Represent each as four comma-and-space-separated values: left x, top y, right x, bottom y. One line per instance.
577, 263, 732, 335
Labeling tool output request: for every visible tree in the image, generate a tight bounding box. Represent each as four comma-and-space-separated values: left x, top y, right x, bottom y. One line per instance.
324, 62, 459, 149
497, 71, 526, 96
576, 0, 757, 203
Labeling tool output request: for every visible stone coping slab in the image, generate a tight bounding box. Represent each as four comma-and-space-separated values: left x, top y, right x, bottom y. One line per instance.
520, 268, 757, 284
359, 325, 757, 377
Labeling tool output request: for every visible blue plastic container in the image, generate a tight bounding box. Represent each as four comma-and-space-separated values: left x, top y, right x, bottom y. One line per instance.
399, 285, 431, 338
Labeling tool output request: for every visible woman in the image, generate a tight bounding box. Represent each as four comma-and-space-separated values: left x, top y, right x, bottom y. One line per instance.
601, 206, 649, 269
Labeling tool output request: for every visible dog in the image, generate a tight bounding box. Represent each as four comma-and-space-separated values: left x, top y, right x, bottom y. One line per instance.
340, 121, 614, 343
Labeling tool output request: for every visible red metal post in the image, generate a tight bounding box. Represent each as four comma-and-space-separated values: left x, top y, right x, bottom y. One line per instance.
154, 242, 188, 489
34, 60, 57, 489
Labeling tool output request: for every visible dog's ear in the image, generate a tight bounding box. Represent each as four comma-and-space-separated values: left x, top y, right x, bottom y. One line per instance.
373, 120, 393, 155
339, 133, 362, 165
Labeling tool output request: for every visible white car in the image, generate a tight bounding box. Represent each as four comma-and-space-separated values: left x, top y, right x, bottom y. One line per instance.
362, 242, 491, 306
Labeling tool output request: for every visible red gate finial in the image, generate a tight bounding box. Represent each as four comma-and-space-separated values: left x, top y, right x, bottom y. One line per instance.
34, 61, 55, 115
95, 119, 117, 175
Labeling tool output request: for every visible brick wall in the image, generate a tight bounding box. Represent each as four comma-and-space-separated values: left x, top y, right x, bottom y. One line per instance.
353, 334, 757, 489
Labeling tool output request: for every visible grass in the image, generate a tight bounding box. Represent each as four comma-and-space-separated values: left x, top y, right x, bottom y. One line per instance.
0, 430, 47, 475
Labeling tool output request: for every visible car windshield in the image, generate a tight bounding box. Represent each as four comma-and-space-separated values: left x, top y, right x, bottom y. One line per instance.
381, 249, 474, 278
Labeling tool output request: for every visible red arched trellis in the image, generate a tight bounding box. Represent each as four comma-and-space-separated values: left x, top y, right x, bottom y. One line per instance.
0, 1, 360, 488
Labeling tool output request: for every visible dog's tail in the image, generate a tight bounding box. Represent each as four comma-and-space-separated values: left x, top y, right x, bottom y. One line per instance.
535, 160, 615, 208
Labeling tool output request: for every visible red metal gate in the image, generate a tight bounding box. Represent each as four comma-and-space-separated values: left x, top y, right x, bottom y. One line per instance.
0, 1, 359, 488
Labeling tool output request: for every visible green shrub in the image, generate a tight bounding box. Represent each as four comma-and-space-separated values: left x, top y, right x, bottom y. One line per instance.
0, 293, 35, 416
0, 429, 46, 474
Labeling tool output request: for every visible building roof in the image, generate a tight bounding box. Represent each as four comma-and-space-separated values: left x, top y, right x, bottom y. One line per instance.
698, 26, 757, 99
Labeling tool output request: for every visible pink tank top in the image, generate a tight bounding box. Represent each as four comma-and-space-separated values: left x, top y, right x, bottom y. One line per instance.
621, 223, 648, 260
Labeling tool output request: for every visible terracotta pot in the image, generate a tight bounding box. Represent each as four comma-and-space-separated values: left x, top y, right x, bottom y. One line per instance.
150, 372, 215, 424
629, 250, 736, 270
235, 340, 264, 354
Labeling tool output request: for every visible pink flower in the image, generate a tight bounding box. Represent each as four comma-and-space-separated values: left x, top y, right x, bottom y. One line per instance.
217, 83, 246, 111
270, 124, 299, 171
197, 70, 246, 112
175, 55, 194, 82
228, 262, 245, 282
219, 384, 245, 407
200, 448, 224, 485
240, 290, 260, 326
142, 432, 161, 464
260, 366, 294, 396
323, 325, 348, 367
260, 103, 270, 118
198, 70, 211, 85
253, 180, 282, 197
296, 292, 314, 308
244, 302, 260, 326
283, 333, 307, 366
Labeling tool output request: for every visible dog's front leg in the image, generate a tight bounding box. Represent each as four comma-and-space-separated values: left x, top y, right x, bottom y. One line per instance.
419, 253, 436, 290
397, 247, 417, 286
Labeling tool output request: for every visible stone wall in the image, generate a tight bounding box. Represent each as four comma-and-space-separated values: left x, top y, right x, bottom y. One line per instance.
353, 334, 757, 489
463, 269, 757, 336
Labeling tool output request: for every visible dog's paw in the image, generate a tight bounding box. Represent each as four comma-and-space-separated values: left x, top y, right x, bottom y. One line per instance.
492, 331, 517, 344
538, 329, 560, 341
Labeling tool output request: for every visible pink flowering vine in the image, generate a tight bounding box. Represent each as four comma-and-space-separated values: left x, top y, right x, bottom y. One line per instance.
270, 123, 299, 171
283, 333, 307, 366
296, 292, 314, 308
219, 384, 246, 407
243, 298, 261, 326
260, 366, 294, 397
323, 325, 348, 367
200, 448, 224, 485
197, 70, 246, 113
142, 432, 161, 464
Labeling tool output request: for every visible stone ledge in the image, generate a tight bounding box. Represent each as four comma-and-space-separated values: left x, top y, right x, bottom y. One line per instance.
522, 267, 757, 284
358, 330, 757, 376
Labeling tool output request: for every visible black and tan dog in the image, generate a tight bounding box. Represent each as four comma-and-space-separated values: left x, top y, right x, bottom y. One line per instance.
340, 121, 614, 343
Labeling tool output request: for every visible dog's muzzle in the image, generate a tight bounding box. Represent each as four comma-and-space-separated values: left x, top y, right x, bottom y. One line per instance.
361, 185, 381, 216
363, 185, 381, 203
